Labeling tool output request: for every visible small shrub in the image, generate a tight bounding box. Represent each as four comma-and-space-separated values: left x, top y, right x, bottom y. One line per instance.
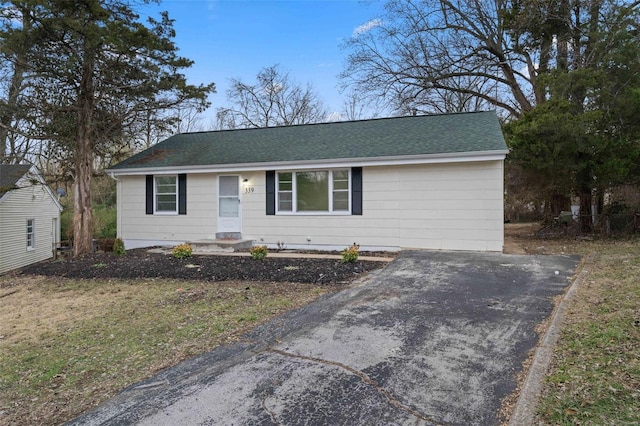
250, 245, 268, 260
172, 243, 193, 259
97, 238, 115, 252
113, 238, 126, 256
341, 243, 359, 263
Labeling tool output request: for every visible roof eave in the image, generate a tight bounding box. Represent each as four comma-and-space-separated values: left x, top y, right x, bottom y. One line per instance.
108, 150, 508, 176
0, 165, 64, 211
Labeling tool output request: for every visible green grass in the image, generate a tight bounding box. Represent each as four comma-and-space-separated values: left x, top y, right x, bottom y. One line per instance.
536, 240, 640, 424
0, 277, 330, 425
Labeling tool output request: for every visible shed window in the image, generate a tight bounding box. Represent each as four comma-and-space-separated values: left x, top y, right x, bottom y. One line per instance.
276, 169, 350, 214
27, 218, 35, 250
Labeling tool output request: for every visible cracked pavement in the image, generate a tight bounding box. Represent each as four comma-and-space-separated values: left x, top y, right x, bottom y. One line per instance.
68, 250, 579, 426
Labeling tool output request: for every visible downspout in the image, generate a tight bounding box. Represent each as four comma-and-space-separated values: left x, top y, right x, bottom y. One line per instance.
108, 172, 122, 239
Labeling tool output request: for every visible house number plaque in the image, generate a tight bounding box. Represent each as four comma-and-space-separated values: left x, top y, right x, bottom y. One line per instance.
244, 186, 254, 194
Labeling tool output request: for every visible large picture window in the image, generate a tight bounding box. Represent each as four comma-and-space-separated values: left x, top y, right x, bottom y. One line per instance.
277, 169, 350, 213
155, 176, 177, 213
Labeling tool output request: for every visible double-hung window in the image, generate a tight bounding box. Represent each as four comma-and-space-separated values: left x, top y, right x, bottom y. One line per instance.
26, 218, 35, 250
146, 174, 186, 215
277, 169, 350, 214
155, 176, 177, 213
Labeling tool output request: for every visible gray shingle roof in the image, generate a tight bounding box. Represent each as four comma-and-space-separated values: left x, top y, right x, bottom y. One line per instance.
111, 111, 507, 171
0, 164, 31, 197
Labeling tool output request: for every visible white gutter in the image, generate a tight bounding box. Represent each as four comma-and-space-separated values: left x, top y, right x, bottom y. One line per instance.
107, 150, 508, 176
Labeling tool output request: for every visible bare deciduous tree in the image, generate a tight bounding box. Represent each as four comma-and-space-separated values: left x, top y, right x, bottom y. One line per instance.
341, 0, 524, 117
0, 2, 36, 163
340, 90, 386, 121
342, 0, 640, 118
216, 65, 327, 129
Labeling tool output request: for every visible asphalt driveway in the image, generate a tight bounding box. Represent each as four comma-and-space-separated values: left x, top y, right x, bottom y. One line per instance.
69, 250, 579, 426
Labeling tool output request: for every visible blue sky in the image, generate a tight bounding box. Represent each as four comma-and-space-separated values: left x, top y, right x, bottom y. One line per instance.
138, 0, 385, 122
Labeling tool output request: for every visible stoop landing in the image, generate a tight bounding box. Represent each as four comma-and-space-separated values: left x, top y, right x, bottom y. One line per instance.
188, 239, 253, 252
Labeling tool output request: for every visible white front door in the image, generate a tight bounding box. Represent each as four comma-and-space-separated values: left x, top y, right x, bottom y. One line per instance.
217, 175, 241, 235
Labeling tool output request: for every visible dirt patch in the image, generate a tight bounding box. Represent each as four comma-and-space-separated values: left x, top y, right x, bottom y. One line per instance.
503, 222, 600, 255
503, 223, 538, 254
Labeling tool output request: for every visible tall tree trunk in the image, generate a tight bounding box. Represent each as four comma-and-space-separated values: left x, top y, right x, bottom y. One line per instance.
556, 0, 571, 72
73, 131, 94, 257
579, 190, 593, 232
584, 0, 602, 66
577, 155, 594, 233
533, 33, 553, 105
0, 62, 25, 163
73, 41, 96, 257
0, 6, 31, 163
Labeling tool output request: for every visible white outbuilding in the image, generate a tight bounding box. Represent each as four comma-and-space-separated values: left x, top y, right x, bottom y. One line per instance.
0, 164, 63, 274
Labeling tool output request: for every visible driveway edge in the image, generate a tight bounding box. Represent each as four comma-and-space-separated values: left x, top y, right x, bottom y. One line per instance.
508, 253, 594, 425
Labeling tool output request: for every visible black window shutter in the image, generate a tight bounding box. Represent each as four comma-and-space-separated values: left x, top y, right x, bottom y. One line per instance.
178, 174, 187, 215
351, 167, 362, 215
266, 170, 276, 215
145, 175, 154, 214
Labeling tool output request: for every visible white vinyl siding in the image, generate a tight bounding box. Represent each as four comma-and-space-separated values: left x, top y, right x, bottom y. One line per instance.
118, 174, 217, 248
0, 174, 62, 274
242, 161, 504, 251
117, 160, 504, 252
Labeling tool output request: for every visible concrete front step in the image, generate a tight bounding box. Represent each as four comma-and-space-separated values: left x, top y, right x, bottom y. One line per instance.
188, 239, 253, 252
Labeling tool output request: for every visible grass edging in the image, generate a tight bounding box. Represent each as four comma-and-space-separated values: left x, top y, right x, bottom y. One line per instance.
532, 239, 640, 424
508, 253, 594, 425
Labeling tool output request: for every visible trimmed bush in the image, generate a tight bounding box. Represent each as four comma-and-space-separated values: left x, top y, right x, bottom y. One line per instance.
172, 243, 193, 259
341, 243, 359, 263
250, 245, 268, 260
113, 238, 126, 256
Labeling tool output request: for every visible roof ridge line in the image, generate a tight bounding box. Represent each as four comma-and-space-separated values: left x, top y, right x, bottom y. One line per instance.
177, 110, 497, 136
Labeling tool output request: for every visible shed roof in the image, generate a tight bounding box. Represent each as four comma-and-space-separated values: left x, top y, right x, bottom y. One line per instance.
0, 164, 31, 197
111, 111, 507, 172
0, 164, 63, 211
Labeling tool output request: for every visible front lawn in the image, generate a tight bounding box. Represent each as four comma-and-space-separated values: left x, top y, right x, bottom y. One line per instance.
536, 242, 640, 424
506, 223, 640, 424
0, 275, 342, 425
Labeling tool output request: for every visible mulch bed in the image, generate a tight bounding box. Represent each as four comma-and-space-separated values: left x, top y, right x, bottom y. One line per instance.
20, 249, 389, 285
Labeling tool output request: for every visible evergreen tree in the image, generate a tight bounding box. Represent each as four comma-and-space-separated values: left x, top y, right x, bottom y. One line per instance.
0, 0, 214, 255
506, 2, 640, 220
